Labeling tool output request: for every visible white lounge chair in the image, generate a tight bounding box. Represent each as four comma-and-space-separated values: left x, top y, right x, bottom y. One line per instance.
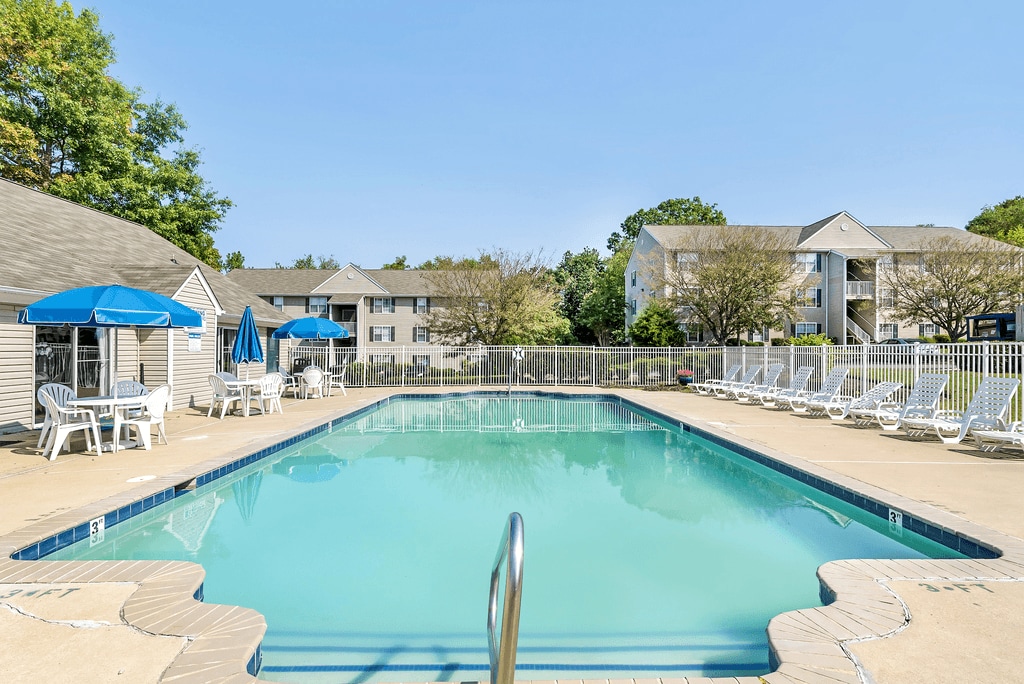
848, 373, 948, 430
208, 374, 245, 419
711, 365, 762, 398
691, 363, 742, 395
734, 363, 786, 402
780, 367, 849, 413
116, 384, 170, 451
972, 423, 1024, 452
811, 380, 904, 421
901, 376, 1020, 444
39, 391, 102, 460
751, 366, 814, 407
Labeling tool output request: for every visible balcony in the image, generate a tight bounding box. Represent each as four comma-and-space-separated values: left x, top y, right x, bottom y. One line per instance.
846, 281, 875, 299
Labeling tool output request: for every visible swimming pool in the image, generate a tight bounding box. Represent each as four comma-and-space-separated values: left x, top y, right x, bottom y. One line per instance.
47, 394, 965, 682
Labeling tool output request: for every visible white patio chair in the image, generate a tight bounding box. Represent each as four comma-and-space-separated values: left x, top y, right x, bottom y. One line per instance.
255, 373, 285, 415
208, 374, 245, 419
216, 371, 240, 383
691, 363, 742, 395
812, 380, 904, 421
780, 366, 849, 413
973, 423, 1024, 452
901, 376, 1020, 444
301, 366, 326, 399
114, 379, 149, 398
751, 366, 814, 407
327, 362, 348, 397
848, 374, 948, 431
733, 363, 785, 402
711, 365, 761, 398
278, 369, 301, 398
116, 384, 170, 451
36, 383, 77, 449
39, 391, 101, 460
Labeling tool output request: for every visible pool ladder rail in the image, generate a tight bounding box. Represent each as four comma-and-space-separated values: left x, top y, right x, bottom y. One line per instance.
488, 512, 524, 684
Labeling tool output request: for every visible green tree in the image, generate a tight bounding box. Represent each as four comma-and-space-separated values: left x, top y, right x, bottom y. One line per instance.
382, 255, 409, 270
423, 249, 570, 345
608, 196, 725, 252
417, 254, 498, 270
577, 248, 629, 346
553, 247, 603, 343
221, 251, 245, 272
878, 236, 1024, 341
657, 226, 798, 344
0, 0, 231, 267
627, 299, 687, 347
275, 254, 340, 269
966, 196, 1024, 247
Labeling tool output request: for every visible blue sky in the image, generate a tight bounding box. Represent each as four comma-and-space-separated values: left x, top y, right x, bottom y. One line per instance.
87, 0, 1023, 268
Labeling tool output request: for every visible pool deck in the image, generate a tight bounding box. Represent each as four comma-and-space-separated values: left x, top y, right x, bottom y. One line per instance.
0, 386, 1022, 683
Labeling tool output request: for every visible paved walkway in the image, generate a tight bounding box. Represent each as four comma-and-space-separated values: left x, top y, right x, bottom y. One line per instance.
0, 387, 1021, 683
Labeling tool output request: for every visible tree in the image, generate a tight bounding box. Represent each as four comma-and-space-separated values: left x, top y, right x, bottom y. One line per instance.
577, 247, 629, 346
417, 254, 498, 270
966, 196, 1024, 247
382, 255, 409, 270
608, 196, 725, 252
221, 251, 245, 272
275, 254, 340, 269
423, 249, 570, 345
553, 248, 602, 343
657, 226, 798, 344
878, 236, 1024, 341
0, 0, 232, 267
627, 299, 687, 347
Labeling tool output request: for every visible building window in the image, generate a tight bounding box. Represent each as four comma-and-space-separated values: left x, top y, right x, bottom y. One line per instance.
369, 354, 395, 364
675, 252, 698, 270
794, 288, 822, 308
795, 322, 821, 336
272, 296, 283, 311
372, 297, 394, 314
630, 270, 636, 287
413, 326, 430, 343
370, 325, 395, 342
795, 253, 821, 273
878, 254, 895, 271
412, 354, 431, 368
878, 323, 898, 340
630, 299, 637, 315
681, 323, 701, 343
414, 297, 429, 314
307, 296, 327, 315
878, 288, 896, 309
919, 323, 939, 338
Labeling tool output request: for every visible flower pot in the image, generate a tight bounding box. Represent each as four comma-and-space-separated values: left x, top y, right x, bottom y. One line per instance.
678, 376, 692, 385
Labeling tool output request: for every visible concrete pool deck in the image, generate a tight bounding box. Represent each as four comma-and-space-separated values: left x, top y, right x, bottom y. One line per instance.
0, 386, 1021, 683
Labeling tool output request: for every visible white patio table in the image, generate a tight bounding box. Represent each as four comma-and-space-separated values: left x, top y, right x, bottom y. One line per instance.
222, 378, 263, 417
66, 395, 148, 451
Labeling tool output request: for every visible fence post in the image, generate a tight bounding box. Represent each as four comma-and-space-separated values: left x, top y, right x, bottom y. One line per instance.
741, 345, 747, 371
789, 344, 794, 378
591, 347, 596, 387
983, 341, 991, 378
401, 346, 406, 388
861, 345, 868, 395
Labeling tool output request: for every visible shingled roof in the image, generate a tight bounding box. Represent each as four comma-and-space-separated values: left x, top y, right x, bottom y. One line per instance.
228, 265, 440, 296
0, 179, 288, 326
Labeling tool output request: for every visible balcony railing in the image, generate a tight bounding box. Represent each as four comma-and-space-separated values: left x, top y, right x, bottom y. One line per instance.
846, 281, 875, 297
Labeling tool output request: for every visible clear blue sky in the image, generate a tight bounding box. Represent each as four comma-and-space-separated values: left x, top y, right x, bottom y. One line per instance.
87, 0, 1023, 269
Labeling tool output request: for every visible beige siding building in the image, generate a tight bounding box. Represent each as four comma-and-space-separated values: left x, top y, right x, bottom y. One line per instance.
0, 179, 288, 433
625, 211, 1016, 344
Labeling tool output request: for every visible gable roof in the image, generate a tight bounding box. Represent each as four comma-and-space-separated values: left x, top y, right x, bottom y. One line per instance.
228, 265, 441, 296
0, 178, 288, 326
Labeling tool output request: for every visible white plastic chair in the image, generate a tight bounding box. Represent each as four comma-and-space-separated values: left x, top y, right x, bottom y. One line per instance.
691, 363, 742, 395
782, 367, 849, 413
116, 384, 170, 451
255, 374, 285, 415
901, 376, 1020, 444
328, 362, 348, 397
39, 391, 101, 460
733, 363, 785, 402
208, 374, 245, 419
301, 366, 325, 399
36, 383, 77, 449
279, 369, 301, 398
848, 373, 948, 430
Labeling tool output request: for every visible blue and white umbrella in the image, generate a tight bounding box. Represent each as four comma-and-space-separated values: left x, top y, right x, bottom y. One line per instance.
231, 306, 264, 378
271, 317, 349, 339
18, 284, 203, 328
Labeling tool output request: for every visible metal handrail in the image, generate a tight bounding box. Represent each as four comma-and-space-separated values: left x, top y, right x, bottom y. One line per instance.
488, 512, 524, 684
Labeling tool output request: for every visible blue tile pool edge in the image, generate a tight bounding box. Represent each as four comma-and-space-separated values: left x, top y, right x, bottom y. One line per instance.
11, 390, 1001, 565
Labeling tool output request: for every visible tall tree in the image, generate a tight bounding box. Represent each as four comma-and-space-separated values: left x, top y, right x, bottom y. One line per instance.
553, 247, 602, 343
966, 196, 1024, 247
381, 255, 409, 270
423, 249, 570, 345
221, 251, 245, 272
608, 196, 725, 252
0, 0, 231, 267
577, 247, 629, 346
275, 254, 340, 269
658, 226, 798, 344
878, 236, 1024, 341
628, 299, 687, 347
417, 254, 498, 270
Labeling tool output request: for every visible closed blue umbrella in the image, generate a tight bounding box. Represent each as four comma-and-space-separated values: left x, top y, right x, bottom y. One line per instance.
271, 317, 349, 339
18, 284, 203, 328
231, 306, 264, 378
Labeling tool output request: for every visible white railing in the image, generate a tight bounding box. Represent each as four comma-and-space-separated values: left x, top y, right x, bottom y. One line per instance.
846, 281, 875, 297
285, 342, 1024, 423
846, 317, 874, 344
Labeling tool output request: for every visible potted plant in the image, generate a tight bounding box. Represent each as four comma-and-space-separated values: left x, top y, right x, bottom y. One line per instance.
677, 369, 694, 385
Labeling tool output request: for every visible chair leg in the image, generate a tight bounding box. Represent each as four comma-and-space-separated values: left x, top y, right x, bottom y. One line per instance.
219, 398, 229, 420
139, 423, 153, 450
37, 417, 52, 449
48, 428, 68, 461
157, 421, 167, 445
207, 399, 215, 418
90, 423, 103, 457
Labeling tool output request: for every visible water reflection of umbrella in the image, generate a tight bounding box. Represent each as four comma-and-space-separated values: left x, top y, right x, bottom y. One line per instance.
231, 305, 264, 378
231, 470, 264, 522
18, 284, 202, 328
271, 450, 348, 483
271, 317, 349, 339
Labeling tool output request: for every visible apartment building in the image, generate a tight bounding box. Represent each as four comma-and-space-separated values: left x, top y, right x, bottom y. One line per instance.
625, 211, 1015, 344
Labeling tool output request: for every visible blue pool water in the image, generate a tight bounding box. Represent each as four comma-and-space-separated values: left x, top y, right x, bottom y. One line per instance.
48, 395, 963, 682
